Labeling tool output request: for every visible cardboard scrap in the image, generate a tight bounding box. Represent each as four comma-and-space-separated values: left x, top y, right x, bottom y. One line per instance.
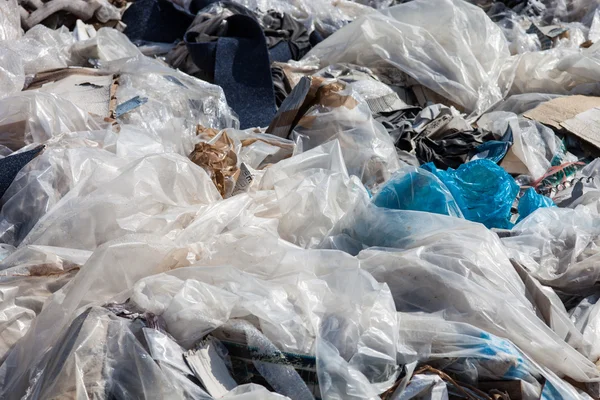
561, 107, 600, 150
524, 95, 600, 131
525, 95, 600, 152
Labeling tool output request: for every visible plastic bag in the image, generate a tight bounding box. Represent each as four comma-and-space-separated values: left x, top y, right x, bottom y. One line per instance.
371, 167, 463, 218
0, 92, 101, 151
107, 56, 239, 151
0, 245, 91, 361
305, 0, 512, 116
290, 81, 401, 190
0, 25, 73, 75
422, 160, 519, 229
19, 153, 221, 250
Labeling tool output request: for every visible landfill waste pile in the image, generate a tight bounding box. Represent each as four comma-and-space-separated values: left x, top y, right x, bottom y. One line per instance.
7, 0, 600, 399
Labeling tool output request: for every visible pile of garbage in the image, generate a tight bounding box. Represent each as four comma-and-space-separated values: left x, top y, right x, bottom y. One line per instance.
5, 0, 600, 398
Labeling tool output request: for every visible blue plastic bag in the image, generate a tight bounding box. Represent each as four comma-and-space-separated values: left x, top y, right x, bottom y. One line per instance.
421, 159, 518, 229
517, 188, 555, 223
372, 167, 463, 217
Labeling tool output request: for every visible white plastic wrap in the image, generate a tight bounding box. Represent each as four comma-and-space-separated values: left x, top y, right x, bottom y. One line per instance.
260, 141, 369, 248
305, 0, 513, 115
20, 153, 221, 250
510, 44, 600, 96
395, 312, 594, 399
0, 130, 123, 246
230, 0, 377, 36
107, 56, 239, 150
0, 245, 91, 361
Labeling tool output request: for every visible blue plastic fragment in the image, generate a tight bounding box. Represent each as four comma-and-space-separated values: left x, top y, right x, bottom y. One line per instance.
115, 96, 149, 118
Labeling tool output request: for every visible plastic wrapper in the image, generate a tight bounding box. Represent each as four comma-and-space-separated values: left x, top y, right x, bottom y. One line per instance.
305, 0, 512, 116
0, 245, 91, 361
422, 160, 519, 229
259, 141, 369, 249
290, 82, 401, 190
0, 130, 124, 246
509, 44, 600, 96
19, 153, 221, 250
107, 56, 239, 152
0, 92, 101, 151
0, 25, 73, 75
230, 0, 377, 37
23, 306, 200, 399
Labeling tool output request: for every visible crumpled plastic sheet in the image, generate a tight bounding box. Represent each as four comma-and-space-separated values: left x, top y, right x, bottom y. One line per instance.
422, 160, 519, 229
0, 0, 21, 42
5, 5, 600, 400
502, 206, 600, 296
372, 167, 464, 218
510, 43, 600, 96
305, 0, 513, 116
0, 229, 399, 399
394, 312, 595, 399
322, 197, 600, 383
517, 187, 555, 222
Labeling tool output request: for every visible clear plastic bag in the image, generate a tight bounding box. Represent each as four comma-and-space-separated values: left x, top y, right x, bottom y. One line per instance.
305, 0, 512, 116
0, 48, 24, 98
394, 312, 594, 399
477, 111, 573, 179
290, 82, 401, 190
